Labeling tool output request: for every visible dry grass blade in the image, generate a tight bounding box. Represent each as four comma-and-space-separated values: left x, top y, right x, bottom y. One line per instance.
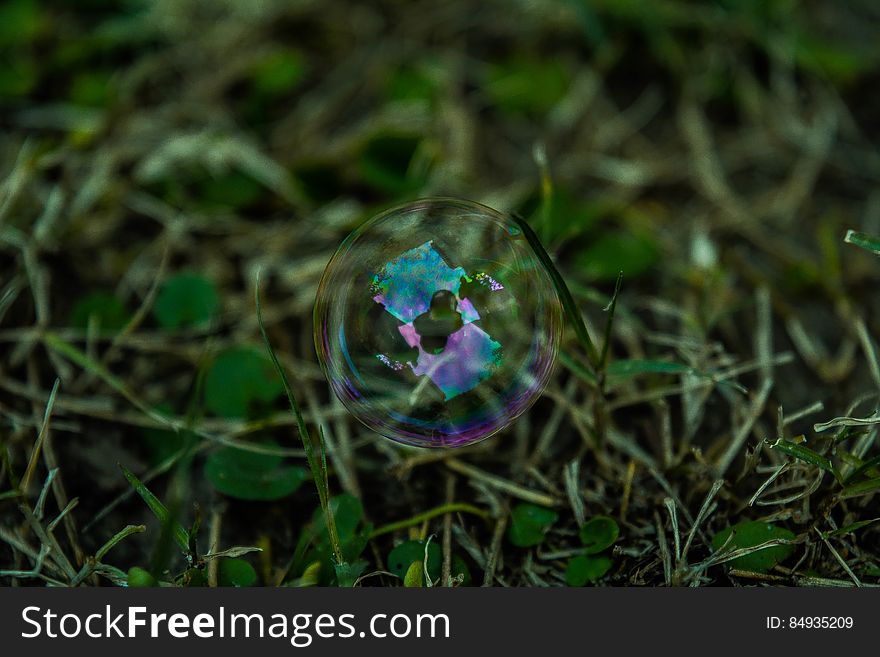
20, 378, 60, 493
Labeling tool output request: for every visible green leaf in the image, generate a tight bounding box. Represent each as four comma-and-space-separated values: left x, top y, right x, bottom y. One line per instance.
0, 54, 37, 98
566, 554, 613, 586
507, 503, 559, 548
577, 231, 658, 281
387, 540, 441, 581
334, 560, 368, 587
141, 402, 190, 465
203, 346, 283, 418
845, 230, 880, 256
70, 291, 129, 332
404, 560, 424, 587
0, 0, 43, 47
118, 464, 189, 552
252, 49, 305, 97
305, 494, 369, 569
198, 171, 264, 209
310, 493, 363, 543
204, 445, 306, 501
218, 558, 257, 587
450, 555, 472, 586
292, 161, 344, 203
711, 521, 796, 573
485, 58, 570, 115
126, 566, 157, 588
385, 63, 439, 103
794, 37, 870, 85
180, 567, 207, 587
579, 516, 619, 554
526, 190, 605, 244
329, 494, 365, 557
358, 133, 428, 196
69, 70, 113, 107
154, 273, 219, 330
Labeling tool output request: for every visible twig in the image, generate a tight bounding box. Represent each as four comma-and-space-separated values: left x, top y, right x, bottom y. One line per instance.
815, 528, 861, 588
441, 474, 455, 587
369, 502, 488, 539
482, 512, 508, 587
716, 378, 774, 478
446, 458, 559, 507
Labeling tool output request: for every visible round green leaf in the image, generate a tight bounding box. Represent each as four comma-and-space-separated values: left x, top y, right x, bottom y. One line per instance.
204, 444, 306, 501
388, 540, 441, 581
180, 567, 207, 587
711, 521, 796, 573
450, 555, 472, 586
576, 231, 658, 281
334, 560, 368, 588
0, 0, 43, 47
507, 503, 559, 547
219, 558, 257, 587
252, 49, 305, 97
154, 273, 219, 330
69, 70, 113, 107
485, 58, 570, 115
70, 291, 129, 332
204, 346, 283, 418
579, 515, 619, 554
565, 554, 613, 586
127, 566, 156, 588
141, 402, 190, 466
328, 493, 364, 542
357, 133, 427, 195
198, 171, 264, 210
307, 493, 368, 566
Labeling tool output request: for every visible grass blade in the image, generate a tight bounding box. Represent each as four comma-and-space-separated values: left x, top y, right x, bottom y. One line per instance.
21, 378, 60, 493
814, 412, 880, 432
845, 229, 880, 255
606, 359, 693, 379
599, 271, 623, 376
824, 518, 880, 538
843, 454, 880, 485
95, 524, 146, 561
840, 477, 880, 499
559, 349, 597, 384
255, 272, 344, 565
118, 464, 189, 551
43, 332, 174, 429
767, 437, 840, 481
509, 212, 600, 371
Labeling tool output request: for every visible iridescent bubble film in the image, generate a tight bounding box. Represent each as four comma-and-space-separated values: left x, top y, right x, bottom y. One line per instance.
314, 198, 562, 448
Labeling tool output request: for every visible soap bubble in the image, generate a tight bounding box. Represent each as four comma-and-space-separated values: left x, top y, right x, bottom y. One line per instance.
314, 198, 562, 448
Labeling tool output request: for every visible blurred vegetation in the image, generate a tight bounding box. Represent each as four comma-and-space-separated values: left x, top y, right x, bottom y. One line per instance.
1, 0, 880, 587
